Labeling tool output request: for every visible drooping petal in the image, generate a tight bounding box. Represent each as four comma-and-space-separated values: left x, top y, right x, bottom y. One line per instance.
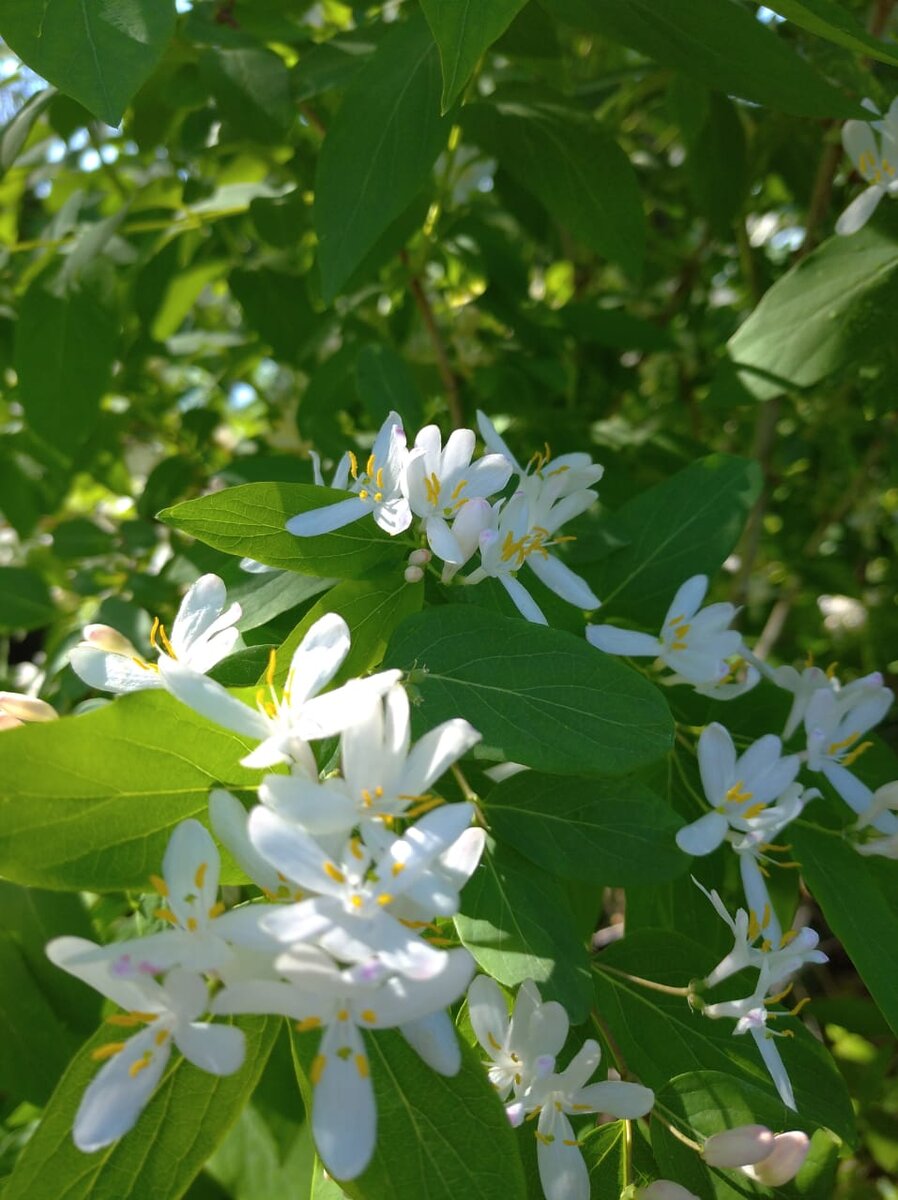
286, 497, 370, 537
527, 553, 599, 610
400, 1010, 461, 1075
749, 1025, 796, 1110
835, 184, 885, 235
572, 1080, 655, 1119
400, 719, 481, 798
158, 659, 270, 739
73, 1024, 171, 1152
70, 646, 163, 694
175, 1021, 245, 1074
209, 789, 282, 893
586, 626, 661, 657
697, 723, 737, 805
498, 573, 548, 624
739, 852, 779, 942
313, 1021, 377, 1180
476, 410, 521, 470
536, 1109, 589, 1200
676, 811, 728, 857
823, 762, 898, 834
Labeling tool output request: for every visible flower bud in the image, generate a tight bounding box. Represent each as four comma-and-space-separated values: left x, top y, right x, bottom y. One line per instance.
703, 1124, 774, 1167
83, 624, 139, 657
743, 1131, 810, 1186
0, 691, 58, 723
404, 565, 425, 584
638, 1182, 701, 1200
408, 548, 432, 566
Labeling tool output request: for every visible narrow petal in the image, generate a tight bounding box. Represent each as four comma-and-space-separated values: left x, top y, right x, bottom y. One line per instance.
675, 811, 728, 857
175, 1021, 245, 1074
697, 723, 736, 805
499, 574, 548, 624
476, 410, 520, 470
586, 626, 661, 657
750, 1027, 795, 1110
70, 646, 162, 694
666, 575, 708, 622
314, 1022, 377, 1180
286, 497, 369, 536
572, 1080, 654, 1119
375, 949, 476, 1028
823, 762, 898, 834
209, 789, 281, 893
537, 1110, 589, 1200
158, 659, 270, 739
248, 807, 336, 893
170, 574, 227, 653
46, 937, 164, 1013
467, 974, 510, 1057
296, 672, 402, 741
557, 1039, 601, 1091
163, 819, 220, 926
842, 119, 878, 169
74, 1025, 170, 1152
836, 185, 884, 235
441, 428, 476, 478
286, 612, 352, 707
400, 719, 481, 797
528, 553, 599, 610
464, 454, 514, 499
426, 514, 466, 565
400, 1011, 462, 1075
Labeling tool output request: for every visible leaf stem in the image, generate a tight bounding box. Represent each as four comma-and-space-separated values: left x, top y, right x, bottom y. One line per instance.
593, 962, 694, 998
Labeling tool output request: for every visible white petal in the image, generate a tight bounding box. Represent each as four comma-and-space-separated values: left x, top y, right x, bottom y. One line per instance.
313, 1022, 377, 1180
586, 626, 661, 657
499, 574, 548, 624
213, 979, 322, 1020
750, 1026, 795, 1110
842, 120, 878, 171
426, 514, 466, 565
170, 574, 228, 653
836, 185, 885, 235
158, 659, 270, 739
259, 774, 357, 837
527, 1001, 569, 1060
703, 1125, 774, 1167
464, 453, 514, 499
248, 807, 336, 893
74, 1025, 171, 1152
286, 497, 369, 536
374, 497, 412, 535
45, 937, 164, 1013
537, 1110, 589, 1200
174, 1021, 245, 1074
527, 553, 599, 610
401, 719, 481, 797
665, 575, 709, 621
286, 612, 351, 706
467, 974, 509, 1058
557, 1039, 601, 1091
745, 1131, 810, 1186
739, 854, 778, 939
697, 723, 736, 805
374, 949, 476, 1028
572, 1080, 654, 1119
676, 811, 728, 856
69, 646, 163, 694
163, 819, 220, 925
400, 1011, 462, 1075
476, 410, 520, 469
296, 671, 402, 741
209, 789, 281, 893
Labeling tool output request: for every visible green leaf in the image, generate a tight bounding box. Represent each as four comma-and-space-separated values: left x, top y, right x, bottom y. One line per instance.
385, 606, 673, 776
462, 97, 644, 278
0, 0, 176, 126
4, 1016, 279, 1200
314, 12, 451, 301
199, 48, 294, 143
229, 570, 335, 634
206, 1105, 315, 1200
230, 268, 321, 364
540, 0, 860, 118
15, 267, 120, 457
757, 0, 898, 68
355, 343, 425, 432
791, 821, 898, 1038
482, 771, 687, 886
0, 564, 55, 631
0, 86, 55, 175
159, 483, 408, 580
593, 931, 856, 1142
727, 227, 898, 397
581, 1121, 628, 1199
0, 690, 260, 891
291, 1025, 528, 1200
455, 838, 593, 1020
421, 0, 528, 111
587, 455, 762, 626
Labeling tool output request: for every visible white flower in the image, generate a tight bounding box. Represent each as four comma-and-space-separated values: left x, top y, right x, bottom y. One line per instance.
637, 1183, 700, 1200
402, 425, 513, 564
258, 683, 480, 841
70, 574, 241, 694
439, 497, 493, 583
0, 690, 58, 730
44, 943, 244, 1151
740, 1130, 810, 1186
702, 998, 796, 1110
853, 780, 898, 856
702, 1124, 775, 1167
770, 663, 832, 740
159, 612, 400, 770
251, 803, 477, 979
467, 976, 568, 1102
286, 411, 412, 537
475, 411, 604, 501
675, 724, 801, 858
837, 98, 898, 235
587, 575, 748, 693
212, 944, 475, 1180
463, 491, 599, 625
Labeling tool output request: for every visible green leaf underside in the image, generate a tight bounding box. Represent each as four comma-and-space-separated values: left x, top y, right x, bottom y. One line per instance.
483, 770, 687, 886
159, 483, 406, 580
386, 606, 673, 776
0, 690, 259, 892
4, 1016, 279, 1200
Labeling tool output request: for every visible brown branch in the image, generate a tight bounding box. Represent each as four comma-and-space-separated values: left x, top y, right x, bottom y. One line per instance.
400, 249, 464, 429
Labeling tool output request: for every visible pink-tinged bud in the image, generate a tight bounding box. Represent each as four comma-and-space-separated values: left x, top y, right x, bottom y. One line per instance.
408, 548, 432, 566
703, 1125, 774, 1167
83, 624, 139, 656
743, 1131, 810, 1186
0, 692, 58, 723
638, 1182, 701, 1200
404, 565, 425, 584
0, 713, 22, 731
505, 1101, 525, 1127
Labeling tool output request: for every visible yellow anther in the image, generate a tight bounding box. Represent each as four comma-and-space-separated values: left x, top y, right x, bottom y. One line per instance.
366, 454, 375, 477
760, 938, 773, 952
535, 1131, 554, 1145
667, 614, 685, 626
156, 623, 177, 659
208, 901, 225, 919
376, 467, 384, 489
350, 837, 365, 860
762, 903, 771, 929
828, 731, 860, 755
391, 861, 405, 877
376, 893, 393, 906
842, 741, 873, 767
725, 781, 753, 805
571, 1103, 593, 1111
130, 656, 158, 672
424, 473, 441, 506
555, 1100, 563, 1111
266, 648, 277, 688
149, 615, 161, 651
311, 1054, 327, 1084
355, 1054, 369, 1079
748, 910, 761, 941
373, 492, 383, 502
360, 1009, 377, 1024
487, 1031, 502, 1051
337, 1009, 350, 1021
295, 1017, 322, 1032
350, 895, 364, 909
106, 1011, 158, 1026
359, 489, 369, 500
399, 918, 429, 929
563, 1139, 579, 1147
347, 451, 358, 478
375, 785, 384, 798
765, 983, 793, 1006
149, 873, 169, 897
450, 479, 467, 501
805, 649, 814, 667
404, 794, 445, 819
155, 1028, 170, 1046
670, 640, 689, 652
742, 801, 768, 820
826, 661, 838, 678
129, 1051, 154, 1078
790, 996, 812, 1017
92, 1041, 126, 1062
195, 862, 208, 889
156, 908, 179, 926
780, 929, 798, 947
186, 917, 198, 932
361, 788, 373, 807
323, 862, 346, 884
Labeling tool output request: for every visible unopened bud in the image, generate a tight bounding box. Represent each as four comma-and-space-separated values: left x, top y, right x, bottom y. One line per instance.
0, 692, 58, 723
638, 1182, 701, 1200
408, 548, 432, 566
743, 1131, 810, 1186
703, 1124, 774, 1167
83, 624, 139, 656
404, 566, 424, 584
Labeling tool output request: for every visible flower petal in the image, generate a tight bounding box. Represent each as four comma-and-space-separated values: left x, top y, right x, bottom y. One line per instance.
697, 723, 736, 805
286, 497, 369, 536
527, 553, 599, 610
209, 789, 282, 893
175, 1021, 245, 1074
836, 184, 885, 235
74, 1025, 171, 1152
285, 612, 352, 707
467, 974, 510, 1058
675, 811, 728, 857
586, 626, 661, 657
537, 1110, 589, 1200
163, 819, 220, 925
666, 575, 709, 622
158, 659, 270, 739
400, 1010, 461, 1075
572, 1080, 655, 1119
498, 574, 548, 624
313, 1022, 377, 1180
70, 646, 163, 694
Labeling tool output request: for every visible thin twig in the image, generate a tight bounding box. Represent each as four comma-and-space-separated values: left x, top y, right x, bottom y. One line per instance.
400, 249, 464, 429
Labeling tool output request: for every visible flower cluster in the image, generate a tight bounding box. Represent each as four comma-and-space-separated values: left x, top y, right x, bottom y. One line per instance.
837, 97, 898, 235
287, 410, 602, 625
54, 603, 488, 1179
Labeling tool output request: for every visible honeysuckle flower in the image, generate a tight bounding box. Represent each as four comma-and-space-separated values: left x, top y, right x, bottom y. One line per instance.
439, 496, 493, 583
402, 425, 513, 564
522, 1041, 654, 1200
475, 410, 604, 501
852, 780, 898, 856
70, 574, 241, 694
636, 1183, 700, 1200
769, 663, 832, 740
286, 411, 412, 537
159, 612, 400, 770
804, 673, 894, 827
463, 491, 599, 624
587, 575, 745, 692
702, 998, 796, 1110
258, 683, 480, 840
836, 98, 898, 235
740, 1130, 810, 1186
0, 690, 58, 730
45, 943, 244, 1151
251, 803, 476, 978
468, 976, 568, 1102
212, 944, 475, 1179
675, 724, 801, 858
702, 1124, 775, 1167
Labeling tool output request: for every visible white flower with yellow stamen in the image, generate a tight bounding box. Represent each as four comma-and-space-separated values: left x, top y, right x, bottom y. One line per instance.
70, 574, 242, 695
675, 724, 801, 859
475, 410, 604, 502
286, 411, 412, 537
587, 575, 748, 694
467, 976, 568, 1103
402, 424, 513, 564
836, 98, 898, 235
702, 998, 797, 1110
159, 612, 400, 771
43, 945, 244, 1152
212, 945, 475, 1180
